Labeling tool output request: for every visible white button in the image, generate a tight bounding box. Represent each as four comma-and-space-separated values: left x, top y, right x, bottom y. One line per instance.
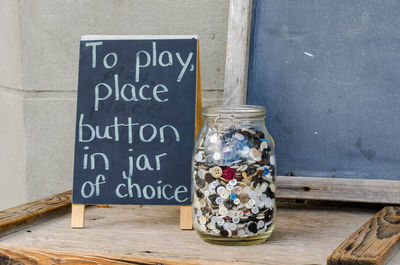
199, 216, 207, 225
238, 164, 248, 171
210, 134, 218, 143
264, 197, 273, 208
229, 223, 237, 230
216, 186, 225, 194
249, 148, 262, 161
217, 217, 225, 226
223, 222, 230, 230
233, 198, 241, 205
238, 230, 247, 237
249, 191, 257, 199
261, 183, 268, 192
195, 151, 205, 162
207, 222, 216, 230
210, 181, 219, 188
213, 152, 221, 160
220, 190, 230, 199
233, 186, 243, 195
270, 156, 276, 166
270, 183, 276, 193
232, 217, 240, 223
251, 207, 259, 214
243, 186, 252, 194
235, 133, 244, 141
225, 183, 233, 191
228, 210, 235, 218
229, 179, 237, 186
260, 141, 268, 150
256, 200, 264, 208
215, 197, 223, 205
242, 146, 250, 154
248, 199, 255, 207
219, 206, 228, 216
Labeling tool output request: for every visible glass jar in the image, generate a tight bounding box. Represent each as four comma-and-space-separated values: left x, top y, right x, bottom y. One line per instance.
192, 105, 276, 246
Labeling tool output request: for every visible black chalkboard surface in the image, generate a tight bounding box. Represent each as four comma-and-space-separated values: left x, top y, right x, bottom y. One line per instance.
72, 36, 198, 205
247, 1, 400, 181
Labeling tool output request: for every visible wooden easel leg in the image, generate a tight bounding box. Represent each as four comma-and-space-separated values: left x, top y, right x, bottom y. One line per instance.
71, 204, 85, 228
178, 39, 200, 231
180, 206, 193, 230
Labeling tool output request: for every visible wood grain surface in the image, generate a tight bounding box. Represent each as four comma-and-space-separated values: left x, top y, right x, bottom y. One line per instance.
0, 191, 72, 237
2, 203, 399, 265
223, 0, 252, 105
277, 176, 400, 204
0, 245, 229, 265
328, 206, 400, 265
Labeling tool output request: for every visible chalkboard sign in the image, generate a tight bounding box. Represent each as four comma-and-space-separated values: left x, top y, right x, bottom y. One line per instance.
72, 36, 198, 205
247, 1, 400, 181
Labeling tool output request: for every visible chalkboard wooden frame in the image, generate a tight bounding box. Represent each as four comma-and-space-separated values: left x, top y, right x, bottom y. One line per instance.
223, 0, 400, 204
71, 36, 202, 229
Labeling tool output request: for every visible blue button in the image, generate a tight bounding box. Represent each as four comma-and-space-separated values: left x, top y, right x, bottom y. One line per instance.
230, 193, 237, 200
262, 167, 270, 175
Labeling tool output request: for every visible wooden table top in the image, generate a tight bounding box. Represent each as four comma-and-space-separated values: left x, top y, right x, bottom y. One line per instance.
0, 200, 399, 265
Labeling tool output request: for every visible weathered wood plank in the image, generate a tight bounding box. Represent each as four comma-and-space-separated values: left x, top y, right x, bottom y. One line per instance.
0, 245, 229, 265
328, 206, 400, 265
223, 0, 252, 105
276, 176, 400, 204
2, 204, 392, 265
0, 191, 72, 237
179, 38, 202, 230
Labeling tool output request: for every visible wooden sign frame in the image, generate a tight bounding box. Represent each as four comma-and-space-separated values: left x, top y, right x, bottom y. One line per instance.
72, 39, 201, 229
224, 0, 400, 204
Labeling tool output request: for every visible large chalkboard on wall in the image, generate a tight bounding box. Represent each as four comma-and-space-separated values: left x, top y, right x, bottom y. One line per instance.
247, 1, 400, 181
72, 36, 198, 205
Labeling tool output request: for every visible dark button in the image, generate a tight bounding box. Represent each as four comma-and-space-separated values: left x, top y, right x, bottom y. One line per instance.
201, 206, 212, 214
224, 200, 234, 209
266, 187, 275, 199
248, 222, 258, 234
195, 175, 205, 188
235, 174, 244, 182
245, 166, 257, 176
195, 189, 203, 199
204, 173, 214, 183
262, 149, 269, 159
220, 229, 229, 237
256, 130, 265, 139
208, 194, 219, 206
265, 208, 274, 222
250, 136, 261, 148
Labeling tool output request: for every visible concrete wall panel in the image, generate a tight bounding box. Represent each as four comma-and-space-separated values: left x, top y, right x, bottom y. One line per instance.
0, 0, 21, 89
19, 0, 228, 92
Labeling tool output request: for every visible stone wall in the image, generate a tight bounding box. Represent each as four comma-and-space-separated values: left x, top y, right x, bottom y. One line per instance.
0, 0, 228, 210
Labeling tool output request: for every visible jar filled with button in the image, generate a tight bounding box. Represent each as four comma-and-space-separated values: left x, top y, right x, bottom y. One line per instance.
192, 105, 276, 246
